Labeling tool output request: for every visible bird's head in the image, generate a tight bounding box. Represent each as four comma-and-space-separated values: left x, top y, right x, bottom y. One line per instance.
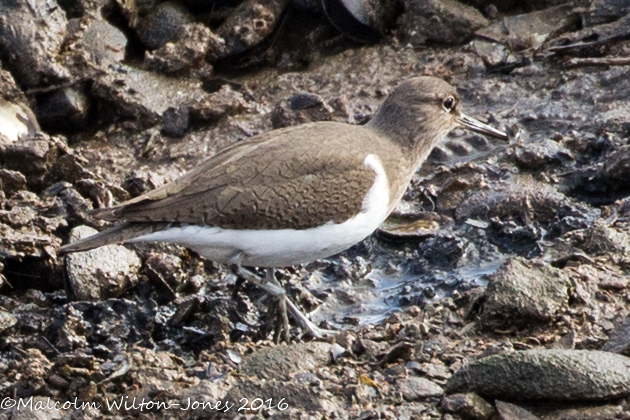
368, 76, 507, 163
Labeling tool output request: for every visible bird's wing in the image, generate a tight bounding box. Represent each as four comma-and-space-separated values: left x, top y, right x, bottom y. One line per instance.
92, 122, 379, 230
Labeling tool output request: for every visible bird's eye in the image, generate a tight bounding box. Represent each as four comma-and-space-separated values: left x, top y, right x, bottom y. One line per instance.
443, 97, 455, 113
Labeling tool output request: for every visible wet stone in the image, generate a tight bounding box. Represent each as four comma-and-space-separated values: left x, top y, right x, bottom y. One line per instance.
0, 0, 70, 87
442, 393, 495, 420
65, 225, 141, 301
446, 350, 630, 401
481, 257, 570, 328
323, 0, 397, 42
0, 99, 40, 143
398, 376, 444, 400
135, 1, 192, 50
495, 401, 540, 420
217, 0, 291, 57
511, 140, 573, 170
238, 342, 332, 381
455, 178, 598, 228
397, 0, 489, 47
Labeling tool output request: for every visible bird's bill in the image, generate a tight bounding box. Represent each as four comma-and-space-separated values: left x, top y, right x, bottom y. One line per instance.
457, 113, 508, 140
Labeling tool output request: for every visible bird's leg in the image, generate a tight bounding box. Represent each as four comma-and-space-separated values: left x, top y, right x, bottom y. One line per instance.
264, 269, 336, 340
228, 254, 335, 340
266, 268, 290, 344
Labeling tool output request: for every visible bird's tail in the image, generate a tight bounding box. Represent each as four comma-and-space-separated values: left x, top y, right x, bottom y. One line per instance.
58, 222, 169, 254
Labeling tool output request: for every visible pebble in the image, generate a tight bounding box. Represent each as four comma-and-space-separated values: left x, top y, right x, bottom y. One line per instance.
65, 225, 142, 300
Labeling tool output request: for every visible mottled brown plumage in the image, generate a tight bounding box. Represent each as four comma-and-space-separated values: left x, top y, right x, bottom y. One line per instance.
59, 77, 506, 255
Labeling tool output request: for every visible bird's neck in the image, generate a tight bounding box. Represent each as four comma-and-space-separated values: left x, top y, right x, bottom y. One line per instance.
367, 108, 444, 170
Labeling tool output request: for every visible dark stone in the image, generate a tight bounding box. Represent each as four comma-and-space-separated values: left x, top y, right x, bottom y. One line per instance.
4, 136, 59, 190
36, 87, 91, 133
446, 350, 630, 401
162, 105, 190, 138
0, 0, 69, 87
136, 1, 192, 50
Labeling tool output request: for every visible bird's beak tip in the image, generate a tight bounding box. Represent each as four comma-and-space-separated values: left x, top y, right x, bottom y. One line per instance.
457, 113, 508, 141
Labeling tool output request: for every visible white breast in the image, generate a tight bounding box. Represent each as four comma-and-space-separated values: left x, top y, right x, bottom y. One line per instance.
131, 154, 391, 267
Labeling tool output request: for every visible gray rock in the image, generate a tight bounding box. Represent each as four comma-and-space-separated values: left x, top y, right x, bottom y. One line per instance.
534, 402, 626, 420
65, 18, 127, 68
398, 376, 444, 400
0, 0, 69, 87
238, 342, 332, 381
135, 1, 192, 50
91, 66, 214, 129
65, 225, 141, 301
397, 0, 489, 47
481, 257, 570, 328
582, 0, 630, 27
271, 92, 335, 129
495, 400, 540, 420
602, 317, 630, 355
594, 145, 630, 192
442, 393, 495, 420
0, 169, 27, 197
476, 4, 579, 51
446, 350, 630, 401
4, 136, 59, 190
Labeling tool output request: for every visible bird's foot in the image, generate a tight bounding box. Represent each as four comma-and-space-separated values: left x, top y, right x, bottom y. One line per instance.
228, 257, 335, 342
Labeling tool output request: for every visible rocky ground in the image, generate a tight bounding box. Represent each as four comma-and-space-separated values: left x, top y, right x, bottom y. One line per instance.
2, 0, 630, 418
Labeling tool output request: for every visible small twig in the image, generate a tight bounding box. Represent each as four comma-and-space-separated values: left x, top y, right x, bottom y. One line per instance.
565, 56, 630, 68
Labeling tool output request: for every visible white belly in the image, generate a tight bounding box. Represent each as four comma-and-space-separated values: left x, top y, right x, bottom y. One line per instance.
130, 154, 391, 267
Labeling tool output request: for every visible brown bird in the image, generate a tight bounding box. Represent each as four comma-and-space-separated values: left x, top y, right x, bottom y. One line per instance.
59, 76, 507, 342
